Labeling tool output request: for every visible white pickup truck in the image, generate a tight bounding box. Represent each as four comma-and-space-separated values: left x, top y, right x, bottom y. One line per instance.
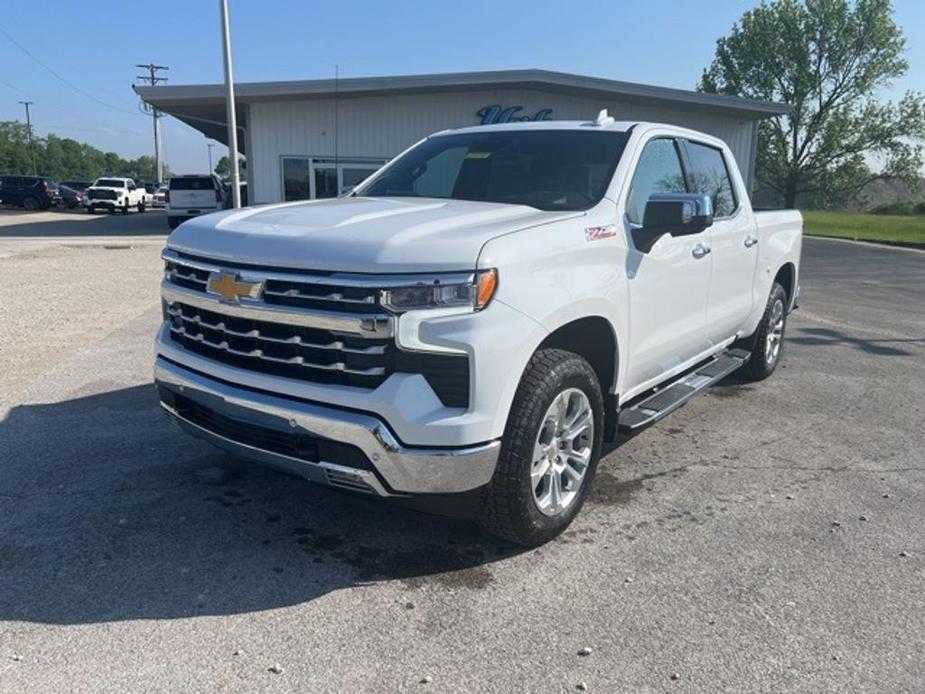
154, 114, 801, 545
86, 177, 147, 214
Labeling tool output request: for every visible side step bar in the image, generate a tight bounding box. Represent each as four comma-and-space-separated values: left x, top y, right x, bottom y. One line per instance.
617, 348, 751, 433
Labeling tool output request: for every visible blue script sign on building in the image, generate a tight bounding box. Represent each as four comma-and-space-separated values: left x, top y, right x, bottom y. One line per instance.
477, 105, 553, 125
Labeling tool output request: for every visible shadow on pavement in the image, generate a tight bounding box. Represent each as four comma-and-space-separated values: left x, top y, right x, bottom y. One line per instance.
788, 326, 922, 356
0, 208, 169, 238
0, 384, 517, 625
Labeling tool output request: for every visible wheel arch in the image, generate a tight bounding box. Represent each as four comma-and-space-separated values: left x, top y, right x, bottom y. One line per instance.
774, 262, 796, 308
535, 315, 620, 441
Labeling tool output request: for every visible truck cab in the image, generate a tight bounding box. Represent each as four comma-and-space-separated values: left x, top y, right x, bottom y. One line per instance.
154, 115, 801, 545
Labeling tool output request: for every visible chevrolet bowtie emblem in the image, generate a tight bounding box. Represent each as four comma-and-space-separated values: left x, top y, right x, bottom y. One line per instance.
207, 271, 264, 302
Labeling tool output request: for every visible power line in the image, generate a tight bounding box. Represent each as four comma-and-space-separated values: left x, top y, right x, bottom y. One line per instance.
0, 26, 142, 117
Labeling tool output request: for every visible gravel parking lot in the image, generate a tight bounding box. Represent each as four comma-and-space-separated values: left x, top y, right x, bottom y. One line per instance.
0, 213, 923, 693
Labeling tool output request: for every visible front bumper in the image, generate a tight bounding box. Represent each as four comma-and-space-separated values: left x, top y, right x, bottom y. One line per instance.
155, 357, 501, 496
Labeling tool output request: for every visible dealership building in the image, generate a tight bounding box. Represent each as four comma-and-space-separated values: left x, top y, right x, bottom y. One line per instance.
135, 69, 788, 206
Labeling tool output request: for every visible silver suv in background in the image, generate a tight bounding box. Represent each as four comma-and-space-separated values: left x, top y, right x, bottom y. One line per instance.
166, 174, 225, 229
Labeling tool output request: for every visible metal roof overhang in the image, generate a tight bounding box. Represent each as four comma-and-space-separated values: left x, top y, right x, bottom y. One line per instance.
134, 68, 790, 148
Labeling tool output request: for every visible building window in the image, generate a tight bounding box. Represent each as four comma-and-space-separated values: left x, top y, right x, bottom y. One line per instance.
281, 157, 384, 201
283, 158, 311, 201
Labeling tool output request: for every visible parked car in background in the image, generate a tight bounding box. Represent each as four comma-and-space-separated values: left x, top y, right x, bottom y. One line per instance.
86, 177, 147, 214
59, 184, 85, 209
154, 116, 802, 545
153, 184, 168, 208
0, 175, 61, 210
222, 181, 248, 208
61, 180, 91, 192
166, 174, 225, 229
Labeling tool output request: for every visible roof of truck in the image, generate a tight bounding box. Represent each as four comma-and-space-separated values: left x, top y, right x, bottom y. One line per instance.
435, 119, 639, 136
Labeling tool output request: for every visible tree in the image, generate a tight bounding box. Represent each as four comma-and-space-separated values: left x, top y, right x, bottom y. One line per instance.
214, 155, 230, 178
213, 154, 246, 180
699, 0, 925, 208
0, 121, 171, 182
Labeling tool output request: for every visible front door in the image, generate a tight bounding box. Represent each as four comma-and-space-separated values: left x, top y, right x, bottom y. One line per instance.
681, 140, 759, 344
623, 137, 713, 393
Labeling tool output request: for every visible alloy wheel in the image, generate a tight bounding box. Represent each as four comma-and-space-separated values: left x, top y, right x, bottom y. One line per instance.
531, 388, 594, 516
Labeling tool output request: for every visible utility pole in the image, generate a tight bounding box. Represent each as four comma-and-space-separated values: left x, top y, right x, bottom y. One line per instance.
135, 63, 169, 182
207, 142, 215, 173
220, 0, 242, 208
18, 101, 36, 175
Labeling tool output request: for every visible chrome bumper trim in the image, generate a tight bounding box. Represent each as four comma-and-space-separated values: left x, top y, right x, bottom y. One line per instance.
154, 357, 500, 495
162, 401, 391, 496
161, 281, 392, 338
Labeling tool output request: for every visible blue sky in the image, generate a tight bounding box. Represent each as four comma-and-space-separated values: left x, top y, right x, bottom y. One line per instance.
1, 0, 923, 174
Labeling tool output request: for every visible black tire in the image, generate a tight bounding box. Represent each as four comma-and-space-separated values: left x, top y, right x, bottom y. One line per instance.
137, 202, 146, 213
121, 203, 129, 215
478, 348, 604, 546
87, 206, 95, 214
742, 282, 788, 381
22, 196, 39, 211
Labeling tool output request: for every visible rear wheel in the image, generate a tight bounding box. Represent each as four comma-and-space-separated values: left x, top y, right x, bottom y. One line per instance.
22, 196, 39, 211
742, 282, 788, 381
121, 203, 129, 215
137, 201, 146, 213
479, 349, 603, 546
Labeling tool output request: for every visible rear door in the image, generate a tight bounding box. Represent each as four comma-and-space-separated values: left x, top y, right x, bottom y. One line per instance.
169, 177, 219, 210
682, 140, 759, 344
623, 137, 713, 393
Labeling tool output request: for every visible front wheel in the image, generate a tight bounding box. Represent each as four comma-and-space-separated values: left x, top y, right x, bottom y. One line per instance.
137, 201, 146, 213
22, 196, 39, 211
479, 349, 604, 546
742, 282, 788, 381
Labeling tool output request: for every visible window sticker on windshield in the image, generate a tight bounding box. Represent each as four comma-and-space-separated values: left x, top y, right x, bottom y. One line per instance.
465, 152, 492, 159
585, 225, 618, 242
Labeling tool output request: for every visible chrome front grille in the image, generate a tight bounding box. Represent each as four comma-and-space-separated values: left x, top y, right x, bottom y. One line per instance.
162, 250, 395, 389
161, 249, 472, 406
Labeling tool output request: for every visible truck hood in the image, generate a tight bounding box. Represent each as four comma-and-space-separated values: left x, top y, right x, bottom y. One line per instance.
166, 197, 582, 273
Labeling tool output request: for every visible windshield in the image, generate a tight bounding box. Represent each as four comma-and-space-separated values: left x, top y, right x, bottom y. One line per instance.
357, 130, 629, 211
94, 179, 124, 188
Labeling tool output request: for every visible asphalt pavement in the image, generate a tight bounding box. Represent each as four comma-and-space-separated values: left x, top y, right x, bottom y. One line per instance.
0, 223, 923, 693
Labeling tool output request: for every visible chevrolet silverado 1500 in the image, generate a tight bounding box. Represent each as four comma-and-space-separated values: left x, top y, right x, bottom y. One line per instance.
154, 113, 802, 545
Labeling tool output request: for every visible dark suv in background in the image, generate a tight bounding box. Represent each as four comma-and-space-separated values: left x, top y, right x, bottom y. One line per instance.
0, 175, 61, 210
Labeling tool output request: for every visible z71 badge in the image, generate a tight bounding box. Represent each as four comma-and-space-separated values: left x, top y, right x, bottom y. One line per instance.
585, 225, 618, 242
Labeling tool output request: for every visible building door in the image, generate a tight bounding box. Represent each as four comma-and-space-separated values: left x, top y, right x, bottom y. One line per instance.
282, 157, 384, 202
310, 160, 382, 199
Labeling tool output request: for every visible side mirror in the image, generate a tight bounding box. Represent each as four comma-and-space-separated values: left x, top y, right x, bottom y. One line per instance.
634, 193, 713, 253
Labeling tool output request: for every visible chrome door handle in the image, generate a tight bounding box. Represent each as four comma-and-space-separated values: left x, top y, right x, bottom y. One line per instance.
744, 235, 758, 248
692, 244, 711, 259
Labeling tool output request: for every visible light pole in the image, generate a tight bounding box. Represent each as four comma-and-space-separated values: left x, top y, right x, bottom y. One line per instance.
207, 142, 215, 173
220, 0, 242, 208
18, 101, 36, 175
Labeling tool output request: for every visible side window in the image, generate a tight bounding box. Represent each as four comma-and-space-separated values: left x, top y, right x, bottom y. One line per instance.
684, 142, 737, 217
626, 138, 687, 224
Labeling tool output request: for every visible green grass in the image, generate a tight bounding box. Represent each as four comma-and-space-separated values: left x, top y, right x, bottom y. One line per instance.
801, 210, 925, 245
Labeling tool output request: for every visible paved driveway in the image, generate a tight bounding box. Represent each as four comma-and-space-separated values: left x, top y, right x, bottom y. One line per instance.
0, 236, 922, 693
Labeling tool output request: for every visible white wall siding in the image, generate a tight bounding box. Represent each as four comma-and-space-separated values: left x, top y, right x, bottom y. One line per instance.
249, 90, 757, 204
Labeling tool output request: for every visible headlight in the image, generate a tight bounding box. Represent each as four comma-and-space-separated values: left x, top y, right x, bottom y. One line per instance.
381, 269, 498, 313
